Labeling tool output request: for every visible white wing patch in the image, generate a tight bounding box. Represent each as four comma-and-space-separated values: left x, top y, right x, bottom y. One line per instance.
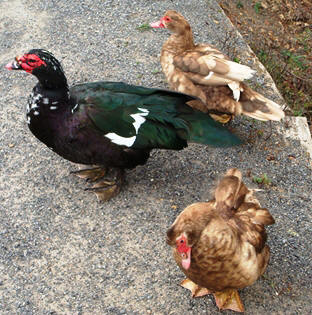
228, 82, 242, 102
204, 71, 214, 81
105, 107, 149, 147
71, 103, 79, 114
105, 133, 137, 147
131, 107, 149, 133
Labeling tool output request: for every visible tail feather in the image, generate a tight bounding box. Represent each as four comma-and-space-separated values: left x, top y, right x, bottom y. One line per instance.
240, 85, 285, 121
214, 168, 275, 251
214, 168, 275, 226
215, 168, 243, 209
248, 209, 275, 226
179, 112, 243, 147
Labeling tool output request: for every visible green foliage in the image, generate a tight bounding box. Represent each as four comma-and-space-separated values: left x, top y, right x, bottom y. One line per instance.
233, 57, 241, 63
257, 130, 264, 137
299, 28, 312, 54
293, 109, 303, 117
281, 49, 307, 70
254, 46, 312, 118
236, 1, 243, 9
136, 23, 151, 32
258, 50, 268, 62
254, 2, 262, 14
253, 173, 271, 185
151, 69, 161, 74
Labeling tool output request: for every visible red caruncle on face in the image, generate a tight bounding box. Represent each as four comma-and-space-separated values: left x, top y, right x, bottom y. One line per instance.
176, 234, 189, 254
18, 54, 46, 73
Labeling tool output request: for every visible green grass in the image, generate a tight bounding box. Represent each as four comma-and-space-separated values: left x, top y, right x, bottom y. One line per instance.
253, 174, 271, 185
236, 1, 243, 9
136, 23, 151, 32
254, 2, 262, 14
255, 45, 312, 119
281, 49, 308, 70
151, 69, 161, 74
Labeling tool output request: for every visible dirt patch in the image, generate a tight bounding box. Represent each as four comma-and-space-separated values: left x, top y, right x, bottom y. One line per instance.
217, 0, 312, 131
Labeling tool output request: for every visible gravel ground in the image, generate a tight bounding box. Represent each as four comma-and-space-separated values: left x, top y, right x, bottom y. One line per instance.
0, 0, 311, 314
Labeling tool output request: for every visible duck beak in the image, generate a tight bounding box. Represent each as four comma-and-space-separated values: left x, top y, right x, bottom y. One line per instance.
181, 247, 191, 270
150, 20, 165, 28
5, 57, 23, 70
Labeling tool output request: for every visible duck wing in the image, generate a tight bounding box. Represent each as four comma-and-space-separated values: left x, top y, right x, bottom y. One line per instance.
70, 81, 242, 148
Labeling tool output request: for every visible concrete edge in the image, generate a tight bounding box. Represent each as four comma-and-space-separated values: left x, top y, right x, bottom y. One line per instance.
284, 116, 312, 160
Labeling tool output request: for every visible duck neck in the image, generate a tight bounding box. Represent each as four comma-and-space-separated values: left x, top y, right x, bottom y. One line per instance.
35, 69, 69, 97
28, 69, 70, 117
164, 29, 195, 54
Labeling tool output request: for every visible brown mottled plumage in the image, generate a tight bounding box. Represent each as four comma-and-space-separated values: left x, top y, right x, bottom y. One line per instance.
151, 10, 285, 122
166, 168, 275, 312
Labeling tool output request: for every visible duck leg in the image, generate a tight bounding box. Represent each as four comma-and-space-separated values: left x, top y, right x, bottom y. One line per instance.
85, 168, 125, 202
181, 279, 244, 312
71, 166, 107, 182
209, 113, 233, 124
186, 99, 233, 124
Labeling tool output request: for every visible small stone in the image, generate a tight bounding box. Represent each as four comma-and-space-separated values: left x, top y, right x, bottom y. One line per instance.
266, 154, 275, 161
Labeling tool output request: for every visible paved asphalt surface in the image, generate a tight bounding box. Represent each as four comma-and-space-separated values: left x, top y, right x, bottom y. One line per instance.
0, 0, 311, 314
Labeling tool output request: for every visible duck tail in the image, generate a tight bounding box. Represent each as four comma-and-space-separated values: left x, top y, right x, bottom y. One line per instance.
215, 168, 246, 212
215, 168, 275, 225
179, 111, 242, 147
240, 85, 285, 121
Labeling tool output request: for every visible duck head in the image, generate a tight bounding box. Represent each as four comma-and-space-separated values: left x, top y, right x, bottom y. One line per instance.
150, 10, 191, 34
6, 49, 67, 89
167, 219, 200, 270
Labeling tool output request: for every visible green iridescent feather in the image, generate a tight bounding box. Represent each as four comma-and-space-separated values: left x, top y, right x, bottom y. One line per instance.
71, 81, 242, 149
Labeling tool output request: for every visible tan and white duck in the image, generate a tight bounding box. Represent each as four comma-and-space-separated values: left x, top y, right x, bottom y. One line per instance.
151, 10, 285, 123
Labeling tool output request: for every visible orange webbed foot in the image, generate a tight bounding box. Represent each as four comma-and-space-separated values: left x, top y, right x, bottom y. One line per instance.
180, 279, 212, 297
209, 113, 233, 124
181, 279, 244, 312
213, 288, 245, 312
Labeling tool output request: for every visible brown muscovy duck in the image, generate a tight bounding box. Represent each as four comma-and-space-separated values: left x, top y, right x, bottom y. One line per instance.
151, 10, 285, 123
166, 168, 275, 312
5, 49, 241, 201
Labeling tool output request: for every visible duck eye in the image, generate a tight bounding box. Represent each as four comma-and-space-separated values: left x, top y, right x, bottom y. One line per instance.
180, 239, 184, 243
164, 16, 171, 22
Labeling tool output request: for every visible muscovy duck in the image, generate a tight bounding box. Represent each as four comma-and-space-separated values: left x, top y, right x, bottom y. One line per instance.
6, 49, 241, 201
166, 168, 275, 312
151, 10, 285, 123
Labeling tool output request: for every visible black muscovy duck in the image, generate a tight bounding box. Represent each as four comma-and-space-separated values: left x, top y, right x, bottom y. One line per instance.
6, 49, 241, 201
